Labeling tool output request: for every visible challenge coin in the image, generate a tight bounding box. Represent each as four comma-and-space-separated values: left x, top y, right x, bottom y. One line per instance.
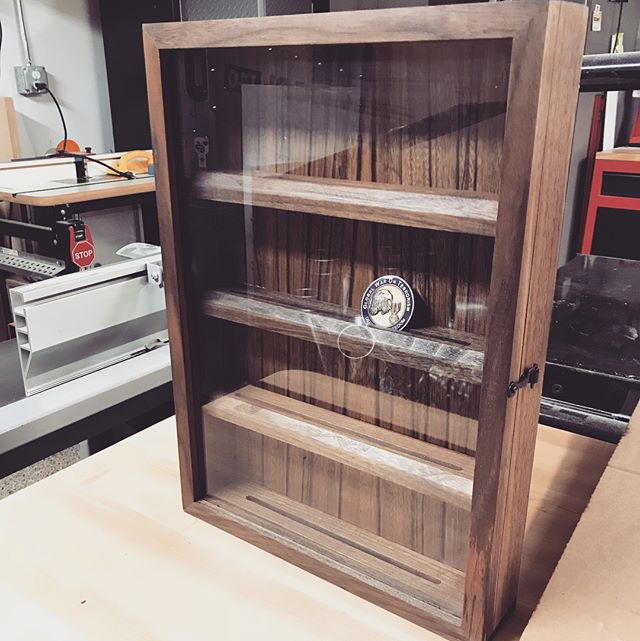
361, 275, 414, 331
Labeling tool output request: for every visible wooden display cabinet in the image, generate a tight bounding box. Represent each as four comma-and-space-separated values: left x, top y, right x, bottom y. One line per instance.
143, 3, 586, 639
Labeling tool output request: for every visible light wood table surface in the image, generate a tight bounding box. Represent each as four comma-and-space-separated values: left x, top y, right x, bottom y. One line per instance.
0, 153, 155, 206
0, 418, 613, 641
521, 404, 639, 641
595, 147, 640, 163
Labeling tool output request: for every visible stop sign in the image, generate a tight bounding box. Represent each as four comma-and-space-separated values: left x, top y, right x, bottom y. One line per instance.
69, 225, 95, 268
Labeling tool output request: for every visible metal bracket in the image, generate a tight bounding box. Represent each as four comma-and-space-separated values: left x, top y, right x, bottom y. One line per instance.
507, 363, 540, 398
147, 262, 164, 288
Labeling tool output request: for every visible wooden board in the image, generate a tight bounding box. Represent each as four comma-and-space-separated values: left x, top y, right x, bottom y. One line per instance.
203, 401, 472, 573
144, 4, 537, 48
261, 370, 479, 453
0, 97, 20, 162
0, 418, 613, 641
195, 36, 504, 462
194, 172, 498, 236
205, 481, 466, 623
202, 289, 485, 384
203, 385, 474, 508
595, 147, 640, 162
465, 5, 587, 637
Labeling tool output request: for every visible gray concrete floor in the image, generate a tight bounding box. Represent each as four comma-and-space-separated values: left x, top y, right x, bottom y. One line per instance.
0, 444, 81, 499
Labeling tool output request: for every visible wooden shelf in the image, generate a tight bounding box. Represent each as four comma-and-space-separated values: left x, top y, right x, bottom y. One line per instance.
203, 385, 474, 509
192, 171, 498, 237
204, 481, 465, 623
261, 370, 479, 454
201, 288, 485, 384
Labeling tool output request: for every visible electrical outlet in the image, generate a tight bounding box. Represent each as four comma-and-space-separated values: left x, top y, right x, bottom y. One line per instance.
592, 4, 602, 31
14, 65, 48, 96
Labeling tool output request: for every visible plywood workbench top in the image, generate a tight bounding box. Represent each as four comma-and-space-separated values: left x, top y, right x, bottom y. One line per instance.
0, 418, 612, 641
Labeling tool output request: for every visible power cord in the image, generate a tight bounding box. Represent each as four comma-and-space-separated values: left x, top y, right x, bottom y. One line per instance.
0, 19, 4, 84
36, 83, 68, 153
61, 153, 135, 180
34, 81, 134, 180
612, 0, 624, 53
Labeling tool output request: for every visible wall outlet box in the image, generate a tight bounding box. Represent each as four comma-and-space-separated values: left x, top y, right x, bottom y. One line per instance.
14, 65, 48, 96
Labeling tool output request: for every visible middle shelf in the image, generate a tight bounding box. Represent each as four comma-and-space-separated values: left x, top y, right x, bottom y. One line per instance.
203, 385, 475, 510
201, 287, 485, 384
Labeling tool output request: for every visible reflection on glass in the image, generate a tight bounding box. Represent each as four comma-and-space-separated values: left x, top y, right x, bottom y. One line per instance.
169, 39, 511, 621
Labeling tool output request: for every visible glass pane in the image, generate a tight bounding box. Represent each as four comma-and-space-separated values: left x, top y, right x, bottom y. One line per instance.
165, 38, 510, 623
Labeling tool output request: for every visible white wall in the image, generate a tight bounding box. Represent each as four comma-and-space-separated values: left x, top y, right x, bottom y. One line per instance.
0, 0, 113, 158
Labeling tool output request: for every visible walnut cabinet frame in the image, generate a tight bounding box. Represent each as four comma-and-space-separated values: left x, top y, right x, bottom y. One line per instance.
143, 3, 586, 639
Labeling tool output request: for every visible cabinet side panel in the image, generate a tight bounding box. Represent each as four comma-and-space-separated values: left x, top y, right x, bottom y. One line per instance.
144, 37, 206, 505
490, 1, 587, 629
463, 3, 587, 639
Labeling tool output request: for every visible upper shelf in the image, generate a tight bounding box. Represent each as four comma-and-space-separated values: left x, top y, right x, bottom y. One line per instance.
192, 171, 498, 237
201, 287, 485, 384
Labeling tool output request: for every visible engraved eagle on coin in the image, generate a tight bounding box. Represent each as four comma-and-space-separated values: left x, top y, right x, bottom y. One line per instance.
361, 276, 414, 331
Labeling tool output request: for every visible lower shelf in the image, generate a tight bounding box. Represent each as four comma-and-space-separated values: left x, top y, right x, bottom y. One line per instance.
261, 369, 479, 454
203, 482, 465, 624
203, 385, 474, 509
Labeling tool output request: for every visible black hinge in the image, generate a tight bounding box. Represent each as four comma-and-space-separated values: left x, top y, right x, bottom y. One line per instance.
507, 364, 540, 398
